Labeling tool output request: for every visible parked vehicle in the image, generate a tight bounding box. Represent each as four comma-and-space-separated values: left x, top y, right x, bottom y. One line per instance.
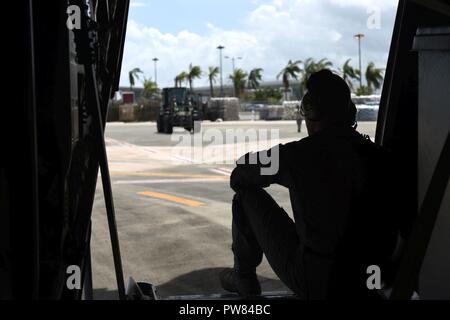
157, 87, 203, 134
352, 95, 380, 121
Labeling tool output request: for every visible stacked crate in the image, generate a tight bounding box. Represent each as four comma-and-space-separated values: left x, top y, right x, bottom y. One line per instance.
282, 101, 301, 120
207, 98, 241, 121
259, 105, 284, 120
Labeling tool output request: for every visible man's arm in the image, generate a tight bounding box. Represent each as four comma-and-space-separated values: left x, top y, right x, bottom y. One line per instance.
230, 144, 292, 192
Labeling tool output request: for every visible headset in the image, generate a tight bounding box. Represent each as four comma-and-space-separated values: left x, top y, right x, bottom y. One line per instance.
300, 88, 358, 129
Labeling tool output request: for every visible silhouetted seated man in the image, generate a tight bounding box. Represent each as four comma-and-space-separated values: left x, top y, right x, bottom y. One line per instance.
220, 70, 399, 299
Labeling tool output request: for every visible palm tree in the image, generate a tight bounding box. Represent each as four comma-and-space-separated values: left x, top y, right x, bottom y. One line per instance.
340, 59, 360, 91
298, 58, 315, 94
316, 58, 333, 70
142, 78, 159, 98
174, 71, 188, 87
187, 64, 202, 92
129, 67, 143, 90
277, 60, 301, 101
365, 62, 384, 91
299, 58, 334, 95
229, 68, 248, 98
247, 68, 264, 90
207, 66, 220, 97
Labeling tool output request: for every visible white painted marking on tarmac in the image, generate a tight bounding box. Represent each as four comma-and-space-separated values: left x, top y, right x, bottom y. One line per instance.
218, 167, 232, 174
171, 155, 196, 164
105, 137, 157, 153
209, 168, 232, 176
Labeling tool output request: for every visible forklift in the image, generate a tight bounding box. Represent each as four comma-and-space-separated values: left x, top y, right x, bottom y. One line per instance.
156, 87, 203, 134
1, 0, 449, 300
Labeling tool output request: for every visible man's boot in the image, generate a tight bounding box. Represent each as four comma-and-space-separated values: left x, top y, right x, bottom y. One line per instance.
219, 268, 261, 298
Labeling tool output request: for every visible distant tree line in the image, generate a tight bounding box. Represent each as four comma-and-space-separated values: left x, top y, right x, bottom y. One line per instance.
127, 57, 384, 102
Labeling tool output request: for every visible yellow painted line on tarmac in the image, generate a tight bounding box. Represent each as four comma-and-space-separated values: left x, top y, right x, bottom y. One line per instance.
137, 191, 206, 207
112, 171, 228, 180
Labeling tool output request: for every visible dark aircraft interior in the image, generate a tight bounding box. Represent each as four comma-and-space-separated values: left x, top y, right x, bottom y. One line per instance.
1, 0, 449, 300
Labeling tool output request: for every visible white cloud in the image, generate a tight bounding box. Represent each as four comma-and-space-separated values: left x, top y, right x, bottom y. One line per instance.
330, 0, 397, 9
130, 2, 146, 8
120, 0, 397, 88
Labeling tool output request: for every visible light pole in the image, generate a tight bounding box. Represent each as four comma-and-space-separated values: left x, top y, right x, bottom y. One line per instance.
354, 34, 365, 88
225, 56, 242, 72
152, 57, 159, 87
217, 45, 225, 96
225, 56, 243, 97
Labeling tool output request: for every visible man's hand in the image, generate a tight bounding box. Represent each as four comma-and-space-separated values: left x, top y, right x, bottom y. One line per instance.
230, 145, 291, 192
230, 152, 273, 192
230, 166, 246, 192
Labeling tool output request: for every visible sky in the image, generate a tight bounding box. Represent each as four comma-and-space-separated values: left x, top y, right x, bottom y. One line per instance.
120, 0, 399, 89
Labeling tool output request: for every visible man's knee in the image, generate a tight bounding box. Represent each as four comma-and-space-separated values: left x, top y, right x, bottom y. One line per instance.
233, 189, 261, 216
235, 188, 268, 199
234, 188, 266, 208
233, 188, 276, 218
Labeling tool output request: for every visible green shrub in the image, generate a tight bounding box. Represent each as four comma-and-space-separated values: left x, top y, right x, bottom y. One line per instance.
107, 101, 121, 122
355, 86, 374, 96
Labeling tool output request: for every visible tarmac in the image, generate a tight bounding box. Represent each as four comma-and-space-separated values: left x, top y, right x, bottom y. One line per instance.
90, 120, 377, 299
